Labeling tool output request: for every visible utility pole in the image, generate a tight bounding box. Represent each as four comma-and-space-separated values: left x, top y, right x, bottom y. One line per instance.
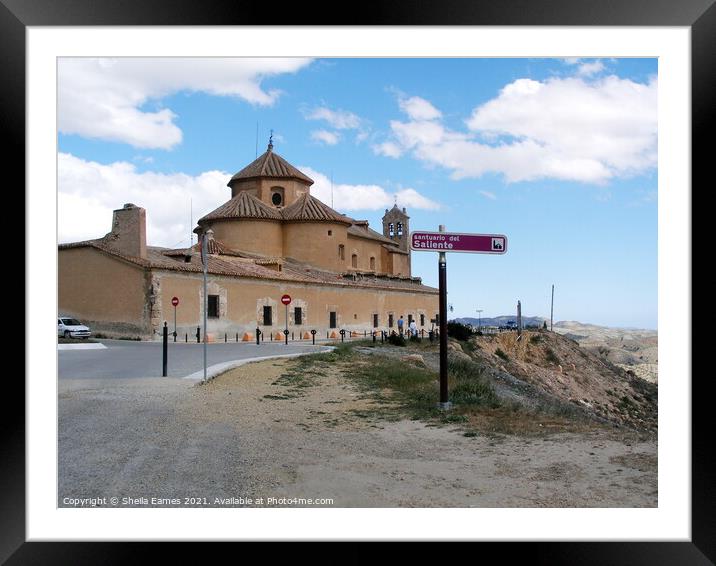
550, 284, 555, 331
476, 309, 483, 332
517, 300, 522, 337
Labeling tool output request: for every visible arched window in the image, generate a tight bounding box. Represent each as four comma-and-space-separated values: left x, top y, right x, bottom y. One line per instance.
351, 254, 358, 268
397, 222, 403, 236
388, 222, 394, 237
369, 256, 376, 270
338, 244, 345, 260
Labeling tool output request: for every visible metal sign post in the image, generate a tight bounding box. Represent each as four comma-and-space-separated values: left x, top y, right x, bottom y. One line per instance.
171, 296, 179, 342
411, 227, 508, 409
281, 295, 291, 345
201, 231, 211, 382
437, 226, 450, 409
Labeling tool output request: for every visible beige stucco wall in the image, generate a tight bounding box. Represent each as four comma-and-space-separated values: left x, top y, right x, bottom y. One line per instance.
209, 219, 284, 257
390, 252, 411, 277
58, 247, 150, 336
346, 234, 386, 273
283, 221, 350, 272
152, 269, 439, 339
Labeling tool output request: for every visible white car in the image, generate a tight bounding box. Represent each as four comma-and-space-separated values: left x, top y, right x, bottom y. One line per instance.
58, 317, 92, 339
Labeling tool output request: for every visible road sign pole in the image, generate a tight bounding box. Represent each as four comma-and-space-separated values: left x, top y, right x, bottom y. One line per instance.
202, 232, 208, 382
162, 321, 168, 377
173, 305, 177, 342
438, 225, 451, 409
285, 304, 289, 345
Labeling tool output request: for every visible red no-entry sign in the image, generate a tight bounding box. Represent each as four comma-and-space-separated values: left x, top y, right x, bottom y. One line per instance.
171, 296, 179, 307
281, 294, 292, 305
410, 231, 507, 254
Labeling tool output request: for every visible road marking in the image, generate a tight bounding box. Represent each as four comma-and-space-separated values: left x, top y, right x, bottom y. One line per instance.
58, 343, 108, 350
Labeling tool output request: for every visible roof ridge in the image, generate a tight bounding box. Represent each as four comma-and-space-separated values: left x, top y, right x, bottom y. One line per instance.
228, 148, 314, 186
199, 191, 283, 222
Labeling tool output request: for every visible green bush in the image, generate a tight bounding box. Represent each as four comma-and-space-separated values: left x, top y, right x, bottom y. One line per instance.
447, 321, 473, 341
387, 333, 406, 347
495, 348, 509, 361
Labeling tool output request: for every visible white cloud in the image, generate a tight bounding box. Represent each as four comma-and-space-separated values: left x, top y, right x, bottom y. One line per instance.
304, 106, 361, 129
398, 96, 442, 121
577, 61, 606, 76
479, 190, 497, 200
373, 141, 404, 158
299, 167, 441, 211
58, 153, 228, 247
379, 75, 656, 184
58, 58, 313, 149
310, 129, 340, 145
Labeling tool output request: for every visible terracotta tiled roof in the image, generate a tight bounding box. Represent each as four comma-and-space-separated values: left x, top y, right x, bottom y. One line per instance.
348, 223, 396, 245
199, 191, 283, 223
228, 147, 314, 186
281, 193, 352, 225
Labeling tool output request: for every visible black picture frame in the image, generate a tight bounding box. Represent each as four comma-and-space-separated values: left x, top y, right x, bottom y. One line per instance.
6, 0, 709, 562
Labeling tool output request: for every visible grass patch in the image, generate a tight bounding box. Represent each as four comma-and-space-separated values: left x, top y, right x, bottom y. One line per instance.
495, 348, 509, 361
529, 334, 542, 344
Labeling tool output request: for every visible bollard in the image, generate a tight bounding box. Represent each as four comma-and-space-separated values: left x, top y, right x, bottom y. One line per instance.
373, 331, 376, 343
236, 333, 238, 342
364, 330, 366, 338
327, 331, 329, 339
284, 329, 289, 345
340, 329, 345, 343
185, 333, 187, 343
225, 333, 227, 343
271, 332, 273, 341
421, 329, 424, 338
256, 328, 261, 346
162, 322, 168, 377
196, 326, 200, 343
381, 331, 384, 344
292, 331, 294, 341
311, 329, 316, 345
173, 331, 177, 343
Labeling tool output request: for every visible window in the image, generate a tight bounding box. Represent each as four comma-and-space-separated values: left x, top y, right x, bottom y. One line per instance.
208, 295, 220, 318
329, 311, 337, 329
388, 314, 394, 328
263, 306, 272, 326
397, 222, 403, 236
373, 314, 379, 328
420, 314, 425, 326
328, 230, 332, 236
271, 186, 284, 206
351, 254, 358, 268
388, 222, 394, 237
369, 256, 376, 270
408, 314, 413, 325
294, 307, 302, 325
338, 244, 345, 260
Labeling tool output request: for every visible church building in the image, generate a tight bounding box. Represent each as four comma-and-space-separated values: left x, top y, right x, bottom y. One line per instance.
58, 142, 439, 340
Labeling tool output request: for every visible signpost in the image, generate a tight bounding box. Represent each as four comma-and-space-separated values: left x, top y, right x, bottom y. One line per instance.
411, 228, 508, 409
281, 294, 291, 345
171, 296, 179, 342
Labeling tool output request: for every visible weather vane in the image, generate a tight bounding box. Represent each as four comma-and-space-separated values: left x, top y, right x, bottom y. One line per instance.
268, 129, 274, 150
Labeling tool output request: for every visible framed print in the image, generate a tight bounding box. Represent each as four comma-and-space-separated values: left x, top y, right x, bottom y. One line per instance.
6, 0, 711, 562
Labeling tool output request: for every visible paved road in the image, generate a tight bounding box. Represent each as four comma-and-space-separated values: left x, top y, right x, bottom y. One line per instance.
58, 339, 332, 379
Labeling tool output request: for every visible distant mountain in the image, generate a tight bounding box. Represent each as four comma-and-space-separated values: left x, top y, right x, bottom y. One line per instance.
455, 315, 547, 328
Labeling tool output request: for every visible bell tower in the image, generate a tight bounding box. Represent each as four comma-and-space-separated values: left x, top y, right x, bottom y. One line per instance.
382, 204, 410, 253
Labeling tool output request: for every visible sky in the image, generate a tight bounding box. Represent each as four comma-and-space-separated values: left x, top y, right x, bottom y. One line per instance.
57, 57, 658, 329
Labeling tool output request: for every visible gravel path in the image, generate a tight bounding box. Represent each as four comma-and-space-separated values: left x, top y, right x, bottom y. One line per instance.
59, 358, 657, 508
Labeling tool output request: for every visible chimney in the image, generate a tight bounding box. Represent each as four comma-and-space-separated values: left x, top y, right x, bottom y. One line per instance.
107, 203, 147, 259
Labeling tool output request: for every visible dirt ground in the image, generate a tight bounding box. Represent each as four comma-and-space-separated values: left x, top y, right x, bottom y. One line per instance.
59, 355, 657, 508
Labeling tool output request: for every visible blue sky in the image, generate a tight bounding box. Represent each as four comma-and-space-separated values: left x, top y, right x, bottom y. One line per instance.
58, 57, 657, 329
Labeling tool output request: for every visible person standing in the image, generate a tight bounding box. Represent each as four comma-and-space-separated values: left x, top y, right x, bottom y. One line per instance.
409, 319, 417, 338
397, 315, 404, 336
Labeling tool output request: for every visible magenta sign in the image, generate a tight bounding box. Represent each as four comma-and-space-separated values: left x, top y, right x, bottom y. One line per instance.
410, 231, 507, 254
